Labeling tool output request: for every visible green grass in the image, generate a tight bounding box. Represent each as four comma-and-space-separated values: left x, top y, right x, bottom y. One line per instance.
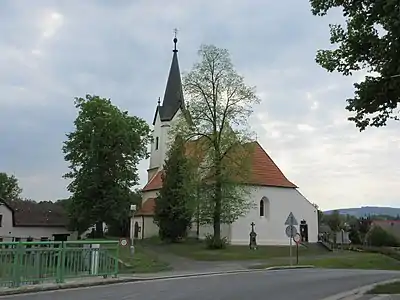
367, 281, 400, 294
141, 238, 330, 261
249, 252, 400, 271
112, 244, 171, 274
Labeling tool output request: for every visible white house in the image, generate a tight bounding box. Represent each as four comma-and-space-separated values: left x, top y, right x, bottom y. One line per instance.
133, 38, 318, 245
0, 198, 76, 242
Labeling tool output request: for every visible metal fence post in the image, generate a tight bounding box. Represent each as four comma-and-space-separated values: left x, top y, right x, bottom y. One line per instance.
12, 243, 23, 287
56, 242, 65, 284
114, 243, 119, 277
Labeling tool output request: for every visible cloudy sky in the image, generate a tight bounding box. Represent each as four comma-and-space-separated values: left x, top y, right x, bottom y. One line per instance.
1, 0, 399, 210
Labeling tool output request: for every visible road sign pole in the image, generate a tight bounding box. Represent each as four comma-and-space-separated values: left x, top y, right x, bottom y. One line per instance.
296, 242, 299, 265
289, 237, 292, 266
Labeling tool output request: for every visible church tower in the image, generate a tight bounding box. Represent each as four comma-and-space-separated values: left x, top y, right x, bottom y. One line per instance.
147, 36, 185, 181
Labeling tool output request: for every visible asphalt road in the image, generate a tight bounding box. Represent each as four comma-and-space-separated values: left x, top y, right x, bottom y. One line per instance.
1, 269, 400, 300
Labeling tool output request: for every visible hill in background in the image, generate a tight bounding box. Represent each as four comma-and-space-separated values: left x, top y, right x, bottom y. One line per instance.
324, 206, 400, 218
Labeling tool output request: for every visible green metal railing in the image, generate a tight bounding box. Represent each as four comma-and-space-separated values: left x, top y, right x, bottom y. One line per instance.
0, 240, 119, 288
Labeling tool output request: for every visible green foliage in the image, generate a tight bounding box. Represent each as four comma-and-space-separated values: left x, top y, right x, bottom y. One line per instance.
154, 136, 196, 242
62, 94, 151, 235
367, 226, 399, 247
175, 44, 260, 241
326, 210, 342, 232
107, 189, 142, 237
204, 233, 229, 250
310, 0, 400, 131
0, 173, 22, 201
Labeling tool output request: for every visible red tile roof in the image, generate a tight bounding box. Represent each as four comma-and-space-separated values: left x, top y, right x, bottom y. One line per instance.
142, 171, 163, 192
136, 198, 156, 216
142, 141, 296, 192
139, 141, 296, 216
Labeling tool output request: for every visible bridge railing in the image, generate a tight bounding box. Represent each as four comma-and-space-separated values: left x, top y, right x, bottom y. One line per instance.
0, 240, 119, 288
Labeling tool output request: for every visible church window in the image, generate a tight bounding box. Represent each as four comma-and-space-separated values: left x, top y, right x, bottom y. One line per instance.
259, 200, 264, 217
260, 197, 270, 218
155, 137, 159, 150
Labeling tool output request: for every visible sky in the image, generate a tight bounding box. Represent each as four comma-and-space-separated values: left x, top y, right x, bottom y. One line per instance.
0, 0, 399, 211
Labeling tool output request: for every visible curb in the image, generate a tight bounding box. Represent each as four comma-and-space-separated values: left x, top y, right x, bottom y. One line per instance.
321, 278, 400, 300
0, 265, 315, 296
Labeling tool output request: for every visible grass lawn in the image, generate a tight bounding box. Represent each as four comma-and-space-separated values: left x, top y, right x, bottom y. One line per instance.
249, 252, 400, 271
86, 237, 171, 274
113, 244, 171, 274
141, 238, 331, 261
367, 281, 400, 294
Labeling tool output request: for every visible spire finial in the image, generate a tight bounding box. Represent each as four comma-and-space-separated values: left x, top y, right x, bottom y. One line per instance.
157, 97, 161, 106
173, 28, 178, 52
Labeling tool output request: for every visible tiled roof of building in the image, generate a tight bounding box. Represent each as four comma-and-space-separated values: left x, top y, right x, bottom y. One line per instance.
142, 141, 296, 192
140, 141, 297, 216
136, 198, 156, 216
0, 198, 69, 227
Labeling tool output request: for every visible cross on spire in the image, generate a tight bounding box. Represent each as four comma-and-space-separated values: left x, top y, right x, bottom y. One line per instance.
173, 28, 178, 52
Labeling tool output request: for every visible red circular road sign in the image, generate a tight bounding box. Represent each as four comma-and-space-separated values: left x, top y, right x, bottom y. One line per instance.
119, 238, 129, 247
293, 233, 301, 244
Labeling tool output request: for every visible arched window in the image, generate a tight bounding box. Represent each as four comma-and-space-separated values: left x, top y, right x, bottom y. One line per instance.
260, 197, 270, 218
155, 137, 159, 150
259, 199, 265, 217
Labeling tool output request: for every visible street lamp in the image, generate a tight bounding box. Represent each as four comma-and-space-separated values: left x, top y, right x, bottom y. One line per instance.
130, 204, 137, 255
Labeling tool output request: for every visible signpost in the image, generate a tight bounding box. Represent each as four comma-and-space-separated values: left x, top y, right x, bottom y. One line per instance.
293, 233, 301, 265
285, 212, 298, 266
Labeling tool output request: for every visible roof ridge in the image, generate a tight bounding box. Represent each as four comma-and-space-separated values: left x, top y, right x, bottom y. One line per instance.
253, 141, 297, 188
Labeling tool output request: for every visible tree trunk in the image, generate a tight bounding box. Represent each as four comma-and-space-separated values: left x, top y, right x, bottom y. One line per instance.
213, 176, 222, 241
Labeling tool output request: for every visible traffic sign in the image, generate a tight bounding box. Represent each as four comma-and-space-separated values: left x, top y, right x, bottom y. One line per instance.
285, 225, 298, 238
119, 238, 129, 247
293, 233, 301, 244
285, 212, 298, 226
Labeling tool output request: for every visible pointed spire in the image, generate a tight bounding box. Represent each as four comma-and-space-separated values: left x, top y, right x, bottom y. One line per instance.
155, 32, 184, 124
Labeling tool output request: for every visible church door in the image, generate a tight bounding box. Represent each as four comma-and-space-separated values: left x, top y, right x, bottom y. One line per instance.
300, 220, 309, 242
134, 222, 140, 239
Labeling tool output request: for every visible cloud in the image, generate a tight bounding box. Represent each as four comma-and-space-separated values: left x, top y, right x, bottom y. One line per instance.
1, 0, 399, 210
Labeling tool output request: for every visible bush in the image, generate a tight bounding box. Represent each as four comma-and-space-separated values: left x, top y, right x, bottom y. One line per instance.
368, 226, 399, 247
204, 234, 229, 249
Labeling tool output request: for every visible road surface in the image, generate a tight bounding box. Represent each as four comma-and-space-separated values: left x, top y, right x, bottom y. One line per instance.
1, 269, 399, 300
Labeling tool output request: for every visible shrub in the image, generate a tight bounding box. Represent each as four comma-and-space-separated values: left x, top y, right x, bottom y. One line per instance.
368, 226, 399, 247
204, 234, 229, 249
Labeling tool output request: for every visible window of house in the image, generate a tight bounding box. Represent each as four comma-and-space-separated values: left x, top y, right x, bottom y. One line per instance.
155, 137, 159, 150
0, 214, 2, 227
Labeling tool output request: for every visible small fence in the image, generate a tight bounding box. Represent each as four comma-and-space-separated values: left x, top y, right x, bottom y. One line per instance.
0, 240, 119, 288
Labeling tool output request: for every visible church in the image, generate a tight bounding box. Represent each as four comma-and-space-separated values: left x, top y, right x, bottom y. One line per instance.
133, 38, 318, 246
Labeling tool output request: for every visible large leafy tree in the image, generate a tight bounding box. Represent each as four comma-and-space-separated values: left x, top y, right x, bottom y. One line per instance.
63, 95, 151, 236
175, 44, 260, 243
310, 0, 400, 131
0, 172, 22, 201
154, 136, 196, 242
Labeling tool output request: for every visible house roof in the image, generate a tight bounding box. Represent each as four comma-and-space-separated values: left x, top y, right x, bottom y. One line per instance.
372, 220, 400, 240
0, 198, 69, 227
142, 141, 297, 192
136, 198, 156, 216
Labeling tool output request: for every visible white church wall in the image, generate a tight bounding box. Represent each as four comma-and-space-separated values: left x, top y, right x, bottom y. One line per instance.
149, 113, 163, 170
149, 109, 183, 171
230, 186, 318, 246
